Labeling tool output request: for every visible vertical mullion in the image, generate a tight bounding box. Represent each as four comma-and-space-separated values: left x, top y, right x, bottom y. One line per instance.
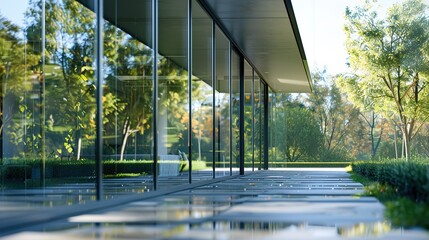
152, 0, 158, 190
188, 0, 193, 184
95, 0, 104, 200
239, 56, 244, 175
212, 20, 216, 179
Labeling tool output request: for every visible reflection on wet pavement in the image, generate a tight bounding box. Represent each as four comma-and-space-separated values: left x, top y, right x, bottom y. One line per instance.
2, 170, 429, 239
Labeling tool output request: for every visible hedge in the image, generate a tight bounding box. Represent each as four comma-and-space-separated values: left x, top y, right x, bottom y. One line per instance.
0, 160, 196, 180
268, 162, 350, 168
352, 159, 429, 202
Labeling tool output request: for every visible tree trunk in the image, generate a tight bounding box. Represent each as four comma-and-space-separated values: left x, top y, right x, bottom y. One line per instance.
120, 131, 130, 161
393, 124, 398, 159
76, 137, 82, 160
198, 131, 202, 161
403, 129, 411, 161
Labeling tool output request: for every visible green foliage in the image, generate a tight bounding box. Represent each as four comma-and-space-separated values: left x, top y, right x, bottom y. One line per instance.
352, 158, 429, 202
0, 165, 32, 180
274, 106, 323, 162
0, 13, 39, 150
182, 160, 207, 172
351, 170, 429, 229
385, 198, 429, 228
103, 160, 152, 176
0, 159, 207, 180
268, 162, 350, 168
341, 0, 429, 159
308, 70, 362, 160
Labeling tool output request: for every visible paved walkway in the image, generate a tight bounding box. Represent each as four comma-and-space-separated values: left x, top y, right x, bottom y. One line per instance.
2, 169, 428, 239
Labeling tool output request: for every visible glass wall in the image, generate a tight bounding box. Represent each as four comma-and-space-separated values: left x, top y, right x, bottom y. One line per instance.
268, 87, 275, 165
0, 0, 272, 207
261, 81, 267, 169
191, 0, 213, 181
254, 74, 262, 170
103, 0, 154, 195
231, 50, 241, 174
1, 0, 97, 204
214, 26, 230, 177
244, 61, 253, 171
157, 0, 189, 187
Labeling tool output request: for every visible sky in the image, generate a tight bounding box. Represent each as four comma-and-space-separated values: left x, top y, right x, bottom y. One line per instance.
292, 0, 429, 76
0, 1, 28, 26
1, 0, 428, 77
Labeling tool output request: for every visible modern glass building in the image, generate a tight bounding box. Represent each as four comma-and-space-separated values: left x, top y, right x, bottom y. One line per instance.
0, 0, 311, 205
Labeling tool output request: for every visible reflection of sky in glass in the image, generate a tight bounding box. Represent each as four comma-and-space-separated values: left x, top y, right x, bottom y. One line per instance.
0, 0, 29, 27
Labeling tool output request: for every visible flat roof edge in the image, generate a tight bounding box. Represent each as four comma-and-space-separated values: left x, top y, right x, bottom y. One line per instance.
284, 0, 313, 92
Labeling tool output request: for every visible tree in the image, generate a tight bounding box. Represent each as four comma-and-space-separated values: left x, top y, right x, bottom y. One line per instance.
270, 94, 324, 162
0, 14, 39, 158
358, 111, 385, 159
0, 16, 29, 134
275, 106, 322, 162
305, 70, 361, 161
342, 0, 429, 160
23, 0, 99, 160
104, 34, 153, 161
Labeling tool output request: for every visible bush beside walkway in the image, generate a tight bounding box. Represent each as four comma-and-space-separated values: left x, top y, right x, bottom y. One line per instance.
352, 159, 429, 202
352, 158, 429, 228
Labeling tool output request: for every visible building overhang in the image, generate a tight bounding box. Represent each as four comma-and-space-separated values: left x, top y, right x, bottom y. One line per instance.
201, 0, 312, 93
78, 0, 312, 93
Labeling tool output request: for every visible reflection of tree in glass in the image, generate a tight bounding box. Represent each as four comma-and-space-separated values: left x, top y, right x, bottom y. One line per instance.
0, 14, 38, 157
191, 79, 213, 161
25, 0, 99, 160
156, 57, 190, 157
104, 28, 153, 161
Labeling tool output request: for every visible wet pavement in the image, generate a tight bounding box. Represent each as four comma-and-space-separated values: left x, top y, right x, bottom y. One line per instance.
1, 169, 428, 239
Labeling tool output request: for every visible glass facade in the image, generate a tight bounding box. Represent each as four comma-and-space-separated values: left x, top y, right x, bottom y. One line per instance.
191, 0, 213, 181
0, 0, 272, 206
261, 81, 267, 170
103, 0, 154, 195
214, 25, 230, 177
157, 0, 189, 188
254, 73, 263, 170
230, 49, 241, 174
1, 0, 98, 204
244, 60, 253, 171
268, 86, 275, 166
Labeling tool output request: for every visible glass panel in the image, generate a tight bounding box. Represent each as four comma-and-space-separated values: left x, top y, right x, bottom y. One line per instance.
231, 50, 240, 174
244, 61, 253, 171
1, 0, 97, 206
103, 0, 154, 196
261, 82, 266, 169
157, 0, 189, 188
191, 0, 213, 181
254, 74, 262, 170
214, 26, 230, 177
268, 87, 275, 165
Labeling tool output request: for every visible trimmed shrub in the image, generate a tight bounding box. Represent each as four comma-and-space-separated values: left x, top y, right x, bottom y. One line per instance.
0, 165, 32, 180
352, 159, 429, 202
268, 162, 351, 168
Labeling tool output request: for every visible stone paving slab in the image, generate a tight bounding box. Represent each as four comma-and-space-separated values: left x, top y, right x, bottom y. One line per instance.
1, 169, 429, 239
